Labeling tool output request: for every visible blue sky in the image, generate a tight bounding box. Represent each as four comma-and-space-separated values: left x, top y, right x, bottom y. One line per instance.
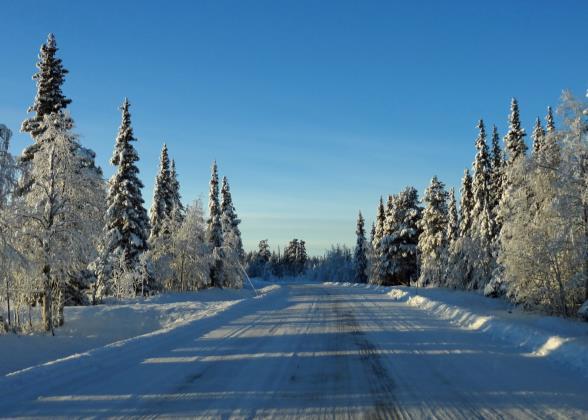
1, 1, 587, 255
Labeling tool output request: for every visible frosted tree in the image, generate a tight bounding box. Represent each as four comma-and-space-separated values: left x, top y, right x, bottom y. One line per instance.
458, 169, 473, 237
19, 34, 101, 196
353, 211, 368, 283
206, 161, 223, 287
21, 34, 72, 140
542, 106, 560, 169
546, 105, 556, 133
149, 144, 173, 239
369, 197, 386, 283
169, 159, 184, 223
532, 117, 545, 155
380, 187, 421, 285
220, 176, 244, 288
170, 200, 211, 291
16, 112, 103, 331
0, 125, 16, 208
470, 120, 496, 289
92, 99, 150, 300
417, 176, 448, 286
221, 176, 244, 262
489, 125, 504, 238
504, 98, 527, 164
447, 188, 459, 244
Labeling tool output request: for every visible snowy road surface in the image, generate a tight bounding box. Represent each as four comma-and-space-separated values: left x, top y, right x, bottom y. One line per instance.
1, 283, 587, 418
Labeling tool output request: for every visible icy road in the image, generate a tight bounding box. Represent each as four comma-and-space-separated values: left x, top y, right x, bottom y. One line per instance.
1, 284, 587, 418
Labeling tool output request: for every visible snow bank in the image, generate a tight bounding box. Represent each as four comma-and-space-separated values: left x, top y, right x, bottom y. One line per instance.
330, 283, 588, 377
0, 281, 279, 376
386, 286, 588, 377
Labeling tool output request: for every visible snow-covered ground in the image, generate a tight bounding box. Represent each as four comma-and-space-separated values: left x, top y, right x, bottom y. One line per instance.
0, 279, 279, 376
0, 282, 587, 418
330, 282, 588, 378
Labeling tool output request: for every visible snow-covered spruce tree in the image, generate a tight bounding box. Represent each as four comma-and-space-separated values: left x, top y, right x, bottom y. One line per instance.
369, 197, 386, 284
489, 125, 504, 239
375, 195, 398, 284
469, 119, 496, 290
353, 211, 368, 283
541, 106, 560, 169
16, 112, 103, 331
149, 144, 173, 239
21, 34, 72, 140
220, 176, 244, 288
446, 169, 475, 289
532, 117, 545, 155
206, 161, 223, 287
447, 188, 459, 244
247, 239, 272, 278
92, 99, 150, 300
459, 169, 473, 237
417, 176, 449, 286
169, 159, 184, 224
19, 34, 101, 196
380, 187, 421, 285
504, 98, 527, 165
0, 125, 16, 208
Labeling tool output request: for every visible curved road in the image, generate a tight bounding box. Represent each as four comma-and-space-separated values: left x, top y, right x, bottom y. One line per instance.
1, 283, 587, 418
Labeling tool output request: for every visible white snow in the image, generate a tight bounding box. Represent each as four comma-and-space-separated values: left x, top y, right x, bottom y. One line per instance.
0, 280, 279, 376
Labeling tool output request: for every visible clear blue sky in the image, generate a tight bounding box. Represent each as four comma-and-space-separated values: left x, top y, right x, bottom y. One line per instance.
1, 1, 587, 255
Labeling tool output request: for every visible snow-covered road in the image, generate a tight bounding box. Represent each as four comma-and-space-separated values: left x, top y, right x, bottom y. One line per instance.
1, 283, 587, 418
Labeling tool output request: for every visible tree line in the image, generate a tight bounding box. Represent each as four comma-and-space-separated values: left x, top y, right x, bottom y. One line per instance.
0, 34, 245, 334
351, 95, 588, 319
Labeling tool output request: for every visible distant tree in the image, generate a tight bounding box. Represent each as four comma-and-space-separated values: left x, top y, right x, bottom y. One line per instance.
354, 211, 368, 283
532, 117, 545, 155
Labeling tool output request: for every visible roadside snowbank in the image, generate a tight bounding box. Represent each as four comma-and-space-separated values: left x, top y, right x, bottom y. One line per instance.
329, 282, 588, 377
0, 280, 279, 376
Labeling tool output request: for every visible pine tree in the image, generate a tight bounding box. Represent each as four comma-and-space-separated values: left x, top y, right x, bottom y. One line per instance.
150, 144, 173, 239
504, 98, 527, 164
93, 99, 150, 299
459, 169, 474, 237
354, 211, 368, 283
207, 161, 223, 287
21, 34, 72, 140
370, 197, 386, 283
447, 188, 459, 244
542, 106, 560, 168
532, 117, 545, 155
220, 176, 244, 262
418, 176, 449, 286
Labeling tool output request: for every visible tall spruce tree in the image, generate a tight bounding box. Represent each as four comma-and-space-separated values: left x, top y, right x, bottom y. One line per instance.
546, 106, 556, 133
418, 176, 449, 286
489, 125, 504, 217
459, 169, 474, 237
150, 144, 173, 239
370, 197, 386, 283
471, 119, 493, 241
169, 159, 184, 223
207, 161, 223, 287
381, 186, 421, 285
532, 117, 545, 155
93, 99, 150, 298
354, 211, 368, 283
504, 98, 527, 164
221, 176, 244, 263
447, 188, 459, 244
21, 34, 72, 141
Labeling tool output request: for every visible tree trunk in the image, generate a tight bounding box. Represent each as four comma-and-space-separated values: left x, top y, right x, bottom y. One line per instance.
42, 265, 53, 333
